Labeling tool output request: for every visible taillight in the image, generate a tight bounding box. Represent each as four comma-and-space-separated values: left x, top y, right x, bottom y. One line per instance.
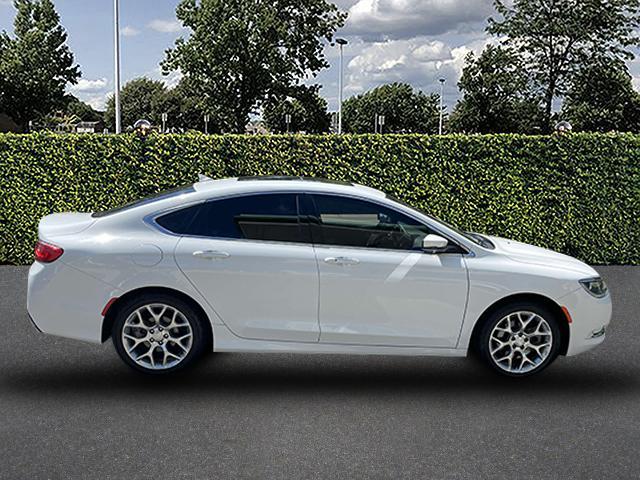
34, 240, 64, 263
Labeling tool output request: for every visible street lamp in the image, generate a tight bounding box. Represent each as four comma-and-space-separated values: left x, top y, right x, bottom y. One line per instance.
438, 78, 445, 135
113, 0, 122, 134
334, 38, 348, 134
554, 120, 572, 135
161, 113, 169, 133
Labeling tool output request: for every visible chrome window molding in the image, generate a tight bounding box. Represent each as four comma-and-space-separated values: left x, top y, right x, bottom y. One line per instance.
143, 189, 475, 256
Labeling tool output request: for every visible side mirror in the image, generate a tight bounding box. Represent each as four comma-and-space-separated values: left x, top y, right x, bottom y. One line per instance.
422, 234, 448, 252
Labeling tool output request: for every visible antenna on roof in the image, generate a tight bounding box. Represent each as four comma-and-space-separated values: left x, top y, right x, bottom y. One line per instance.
198, 174, 213, 182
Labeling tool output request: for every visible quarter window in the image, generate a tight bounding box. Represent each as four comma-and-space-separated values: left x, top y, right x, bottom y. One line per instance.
310, 194, 433, 250
156, 204, 200, 233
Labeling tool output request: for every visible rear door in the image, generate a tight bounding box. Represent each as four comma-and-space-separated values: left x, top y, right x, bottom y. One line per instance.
307, 193, 469, 348
170, 193, 320, 342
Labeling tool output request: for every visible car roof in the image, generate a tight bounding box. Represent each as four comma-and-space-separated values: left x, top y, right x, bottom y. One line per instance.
192, 175, 386, 199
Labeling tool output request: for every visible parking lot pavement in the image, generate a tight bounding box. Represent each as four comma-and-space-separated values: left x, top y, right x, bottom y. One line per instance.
1, 266, 639, 479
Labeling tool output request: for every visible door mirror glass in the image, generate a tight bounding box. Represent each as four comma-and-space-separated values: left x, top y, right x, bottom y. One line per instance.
422, 234, 448, 252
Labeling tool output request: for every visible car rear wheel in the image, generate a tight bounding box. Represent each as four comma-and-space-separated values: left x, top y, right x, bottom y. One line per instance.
476, 301, 561, 377
112, 294, 208, 374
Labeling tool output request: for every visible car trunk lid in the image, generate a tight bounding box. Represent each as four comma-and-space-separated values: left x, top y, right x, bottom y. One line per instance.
38, 212, 96, 240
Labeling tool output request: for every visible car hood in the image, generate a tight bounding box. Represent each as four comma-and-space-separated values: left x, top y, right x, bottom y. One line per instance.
485, 235, 598, 278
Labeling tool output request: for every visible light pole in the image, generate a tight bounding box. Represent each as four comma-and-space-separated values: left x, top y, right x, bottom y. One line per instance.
335, 38, 348, 134
113, 0, 122, 134
438, 78, 445, 135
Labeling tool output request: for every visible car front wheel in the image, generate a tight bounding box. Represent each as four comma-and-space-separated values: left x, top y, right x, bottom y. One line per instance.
476, 302, 562, 377
112, 293, 208, 374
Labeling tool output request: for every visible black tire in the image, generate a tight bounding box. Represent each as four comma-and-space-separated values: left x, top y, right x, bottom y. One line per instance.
112, 293, 208, 374
475, 301, 562, 378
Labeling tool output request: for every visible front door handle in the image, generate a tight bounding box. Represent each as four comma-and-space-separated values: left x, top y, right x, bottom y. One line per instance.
324, 256, 360, 266
193, 250, 230, 260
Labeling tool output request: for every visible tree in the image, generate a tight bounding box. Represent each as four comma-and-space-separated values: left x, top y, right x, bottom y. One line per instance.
161, 0, 346, 133
64, 96, 102, 122
489, 0, 640, 131
342, 83, 439, 134
561, 60, 640, 132
0, 0, 80, 130
449, 45, 544, 134
263, 86, 330, 133
166, 78, 223, 133
105, 77, 178, 131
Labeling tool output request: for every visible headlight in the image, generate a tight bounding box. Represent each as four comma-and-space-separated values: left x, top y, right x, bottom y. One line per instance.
579, 277, 608, 298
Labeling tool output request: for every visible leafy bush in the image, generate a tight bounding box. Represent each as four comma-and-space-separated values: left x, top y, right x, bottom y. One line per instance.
1, 132, 638, 265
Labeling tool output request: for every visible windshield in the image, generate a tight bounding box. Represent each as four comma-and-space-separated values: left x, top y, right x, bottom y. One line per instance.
386, 195, 495, 249
92, 184, 195, 218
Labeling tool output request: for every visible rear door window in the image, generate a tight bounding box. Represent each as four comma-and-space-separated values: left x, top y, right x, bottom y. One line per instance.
161, 193, 311, 243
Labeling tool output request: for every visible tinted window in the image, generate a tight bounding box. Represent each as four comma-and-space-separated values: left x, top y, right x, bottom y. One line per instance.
188, 194, 309, 243
156, 204, 201, 233
310, 194, 432, 250
386, 195, 494, 249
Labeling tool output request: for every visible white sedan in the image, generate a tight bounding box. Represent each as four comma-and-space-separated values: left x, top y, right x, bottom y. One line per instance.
27, 176, 611, 377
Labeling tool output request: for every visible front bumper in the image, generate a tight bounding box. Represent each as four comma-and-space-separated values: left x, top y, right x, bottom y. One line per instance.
558, 286, 612, 356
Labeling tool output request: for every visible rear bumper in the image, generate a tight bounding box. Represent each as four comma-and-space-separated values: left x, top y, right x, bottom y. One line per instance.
27, 261, 120, 343
558, 287, 612, 356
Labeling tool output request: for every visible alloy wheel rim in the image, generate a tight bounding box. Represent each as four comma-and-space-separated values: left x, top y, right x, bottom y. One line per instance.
122, 303, 193, 370
489, 311, 553, 374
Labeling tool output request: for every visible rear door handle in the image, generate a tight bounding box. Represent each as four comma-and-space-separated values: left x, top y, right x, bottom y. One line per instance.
193, 250, 230, 260
324, 256, 360, 266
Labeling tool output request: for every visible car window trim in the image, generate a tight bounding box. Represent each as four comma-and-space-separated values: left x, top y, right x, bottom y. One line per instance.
145, 189, 472, 255
305, 192, 471, 255
147, 192, 314, 246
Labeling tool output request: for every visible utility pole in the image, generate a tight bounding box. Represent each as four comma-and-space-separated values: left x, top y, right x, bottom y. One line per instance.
161, 113, 168, 133
114, 0, 122, 134
335, 38, 348, 134
438, 78, 445, 135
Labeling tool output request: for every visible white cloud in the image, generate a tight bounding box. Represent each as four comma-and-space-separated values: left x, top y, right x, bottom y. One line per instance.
162, 69, 183, 89
345, 0, 493, 39
122, 25, 140, 37
148, 19, 183, 33
82, 92, 112, 111
69, 77, 108, 93
142, 66, 183, 89
344, 36, 491, 101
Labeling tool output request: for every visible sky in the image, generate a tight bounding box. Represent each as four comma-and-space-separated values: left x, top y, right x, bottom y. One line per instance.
2, 0, 640, 114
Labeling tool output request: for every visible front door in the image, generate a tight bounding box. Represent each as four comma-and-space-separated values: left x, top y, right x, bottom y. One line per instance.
174, 193, 320, 342
308, 194, 468, 348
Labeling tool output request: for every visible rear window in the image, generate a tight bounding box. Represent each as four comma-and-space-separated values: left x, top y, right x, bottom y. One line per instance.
92, 185, 195, 218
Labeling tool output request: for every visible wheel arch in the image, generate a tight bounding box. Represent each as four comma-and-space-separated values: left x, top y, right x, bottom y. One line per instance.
469, 293, 570, 356
101, 286, 213, 350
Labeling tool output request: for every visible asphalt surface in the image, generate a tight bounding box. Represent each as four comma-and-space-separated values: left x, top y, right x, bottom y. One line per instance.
0, 266, 639, 479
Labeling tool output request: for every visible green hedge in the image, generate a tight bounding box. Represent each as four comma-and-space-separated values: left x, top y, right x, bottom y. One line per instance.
1, 132, 639, 265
